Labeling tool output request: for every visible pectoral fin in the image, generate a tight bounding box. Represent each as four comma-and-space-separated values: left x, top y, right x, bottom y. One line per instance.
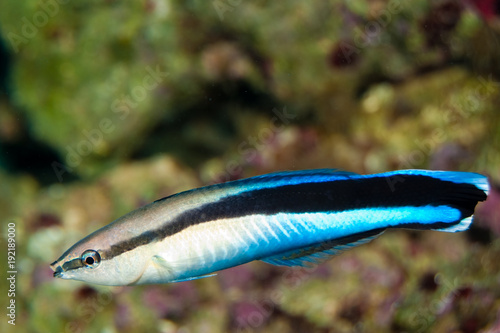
169, 274, 217, 283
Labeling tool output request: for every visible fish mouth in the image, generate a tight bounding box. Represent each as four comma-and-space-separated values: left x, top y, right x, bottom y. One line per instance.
50, 260, 64, 278
50, 257, 84, 278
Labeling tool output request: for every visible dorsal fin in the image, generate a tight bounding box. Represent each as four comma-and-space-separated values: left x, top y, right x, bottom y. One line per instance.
259, 229, 385, 267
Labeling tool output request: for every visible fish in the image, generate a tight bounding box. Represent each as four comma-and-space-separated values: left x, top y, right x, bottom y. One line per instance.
50, 169, 489, 286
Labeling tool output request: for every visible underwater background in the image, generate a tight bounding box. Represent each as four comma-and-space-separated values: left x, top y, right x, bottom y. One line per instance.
1, 0, 500, 332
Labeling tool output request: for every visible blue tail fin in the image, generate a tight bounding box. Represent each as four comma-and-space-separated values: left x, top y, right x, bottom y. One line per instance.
380, 170, 489, 233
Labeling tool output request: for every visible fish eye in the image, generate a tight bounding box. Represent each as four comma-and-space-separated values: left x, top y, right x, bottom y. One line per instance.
81, 250, 101, 269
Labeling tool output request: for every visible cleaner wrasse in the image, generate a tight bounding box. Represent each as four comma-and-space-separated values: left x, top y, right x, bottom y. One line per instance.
50, 169, 489, 286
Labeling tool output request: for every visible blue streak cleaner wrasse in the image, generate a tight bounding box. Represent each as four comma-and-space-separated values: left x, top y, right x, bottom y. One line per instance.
50, 169, 489, 286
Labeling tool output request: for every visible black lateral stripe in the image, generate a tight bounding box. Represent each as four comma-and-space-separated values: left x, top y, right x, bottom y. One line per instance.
103, 175, 486, 259
62, 258, 83, 271
105, 231, 160, 260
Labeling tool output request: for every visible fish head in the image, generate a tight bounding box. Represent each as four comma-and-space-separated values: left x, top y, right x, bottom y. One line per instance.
50, 226, 151, 286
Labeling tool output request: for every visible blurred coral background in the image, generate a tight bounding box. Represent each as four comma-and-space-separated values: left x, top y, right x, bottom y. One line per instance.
0, 1, 500, 332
